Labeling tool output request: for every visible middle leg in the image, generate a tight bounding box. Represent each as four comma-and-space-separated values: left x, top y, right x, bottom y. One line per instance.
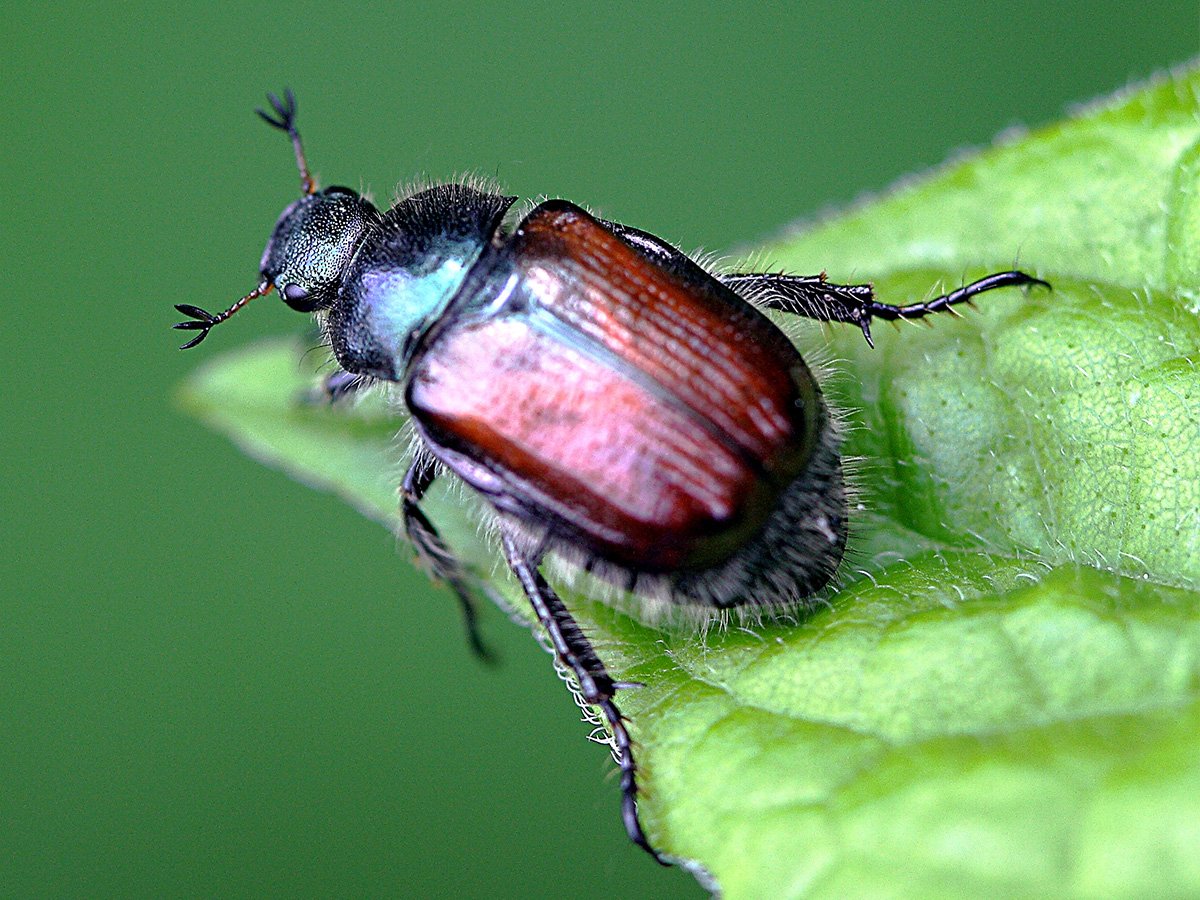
402, 457, 494, 662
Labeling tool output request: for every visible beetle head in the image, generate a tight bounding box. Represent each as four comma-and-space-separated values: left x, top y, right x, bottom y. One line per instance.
174, 89, 381, 350
259, 187, 378, 312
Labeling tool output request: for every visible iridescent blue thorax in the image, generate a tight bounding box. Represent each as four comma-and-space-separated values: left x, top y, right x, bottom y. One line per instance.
326, 185, 516, 381
336, 236, 484, 377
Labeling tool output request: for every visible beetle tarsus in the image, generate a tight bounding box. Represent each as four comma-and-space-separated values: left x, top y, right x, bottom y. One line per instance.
859, 317, 875, 348
402, 460, 497, 664
869, 270, 1050, 326
501, 532, 668, 866
598, 696, 668, 865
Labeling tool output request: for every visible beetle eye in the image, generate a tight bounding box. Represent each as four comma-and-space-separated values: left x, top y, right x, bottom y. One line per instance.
281, 282, 316, 311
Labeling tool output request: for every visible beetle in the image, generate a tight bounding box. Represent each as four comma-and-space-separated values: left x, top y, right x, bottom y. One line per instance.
175, 90, 1047, 863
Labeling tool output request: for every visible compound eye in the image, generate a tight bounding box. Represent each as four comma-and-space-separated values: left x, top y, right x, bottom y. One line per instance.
281, 282, 317, 312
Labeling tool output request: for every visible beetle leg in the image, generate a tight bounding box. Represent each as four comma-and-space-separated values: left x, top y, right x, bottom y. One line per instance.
722, 270, 1048, 348
402, 459, 495, 663
500, 531, 668, 866
324, 370, 363, 401
303, 369, 368, 404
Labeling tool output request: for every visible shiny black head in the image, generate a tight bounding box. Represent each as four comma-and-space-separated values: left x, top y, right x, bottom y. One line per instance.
259, 187, 377, 312
174, 89, 376, 349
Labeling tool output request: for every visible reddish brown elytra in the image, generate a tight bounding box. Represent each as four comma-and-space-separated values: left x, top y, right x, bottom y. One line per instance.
408, 202, 824, 575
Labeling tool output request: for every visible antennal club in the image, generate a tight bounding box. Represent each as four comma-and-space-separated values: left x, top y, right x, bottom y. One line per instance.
256, 88, 316, 196
173, 281, 273, 349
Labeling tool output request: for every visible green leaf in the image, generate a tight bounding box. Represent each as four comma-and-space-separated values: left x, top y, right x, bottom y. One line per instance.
179, 65, 1200, 898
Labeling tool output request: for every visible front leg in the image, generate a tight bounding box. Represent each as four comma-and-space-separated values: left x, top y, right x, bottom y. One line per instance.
500, 531, 667, 866
402, 457, 494, 662
722, 270, 1048, 347
321, 370, 367, 401
302, 369, 370, 405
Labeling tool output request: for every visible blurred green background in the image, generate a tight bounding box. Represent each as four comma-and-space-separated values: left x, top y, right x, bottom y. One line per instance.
2, 2, 1195, 896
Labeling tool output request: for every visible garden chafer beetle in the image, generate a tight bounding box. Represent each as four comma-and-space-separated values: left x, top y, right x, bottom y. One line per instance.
175, 90, 1047, 863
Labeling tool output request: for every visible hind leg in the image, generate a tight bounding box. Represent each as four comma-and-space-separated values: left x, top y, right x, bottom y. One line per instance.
721, 270, 1048, 347
500, 530, 667, 865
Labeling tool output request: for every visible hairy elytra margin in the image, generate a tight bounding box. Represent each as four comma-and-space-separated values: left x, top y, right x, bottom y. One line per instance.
174, 89, 1048, 863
